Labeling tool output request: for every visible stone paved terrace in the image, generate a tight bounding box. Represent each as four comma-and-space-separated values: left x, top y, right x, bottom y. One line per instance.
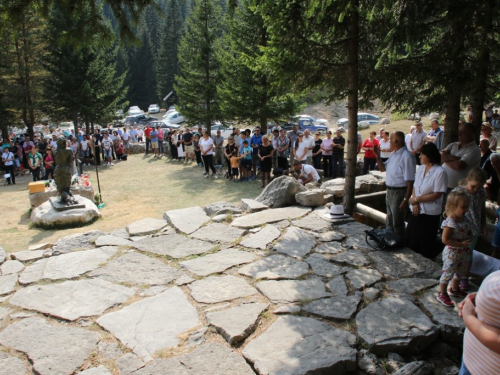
0, 200, 465, 374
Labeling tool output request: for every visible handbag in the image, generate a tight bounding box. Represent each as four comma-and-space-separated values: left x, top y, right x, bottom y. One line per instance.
365, 228, 404, 250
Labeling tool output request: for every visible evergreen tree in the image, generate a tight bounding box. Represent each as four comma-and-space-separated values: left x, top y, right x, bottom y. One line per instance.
157, 0, 183, 103
218, 0, 302, 133
143, 3, 163, 61
176, 0, 224, 131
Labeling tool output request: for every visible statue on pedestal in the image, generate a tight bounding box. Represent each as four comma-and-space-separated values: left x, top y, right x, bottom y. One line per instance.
54, 138, 78, 206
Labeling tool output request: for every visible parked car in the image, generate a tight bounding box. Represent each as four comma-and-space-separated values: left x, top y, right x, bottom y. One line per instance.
294, 114, 329, 126
124, 113, 155, 125
149, 120, 181, 131
337, 112, 380, 126
162, 107, 178, 119
148, 104, 160, 114
211, 123, 233, 139
278, 120, 328, 134
128, 106, 143, 116
163, 111, 185, 125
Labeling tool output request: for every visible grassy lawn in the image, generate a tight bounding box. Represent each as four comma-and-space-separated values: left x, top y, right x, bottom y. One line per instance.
0, 154, 262, 254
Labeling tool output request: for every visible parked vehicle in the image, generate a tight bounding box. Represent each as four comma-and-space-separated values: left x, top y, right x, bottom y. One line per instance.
163, 111, 185, 125
148, 104, 160, 114
149, 120, 181, 131
278, 120, 328, 134
128, 106, 143, 116
294, 114, 329, 126
162, 107, 178, 119
211, 122, 233, 139
337, 112, 380, 127
124, 113, 155, 125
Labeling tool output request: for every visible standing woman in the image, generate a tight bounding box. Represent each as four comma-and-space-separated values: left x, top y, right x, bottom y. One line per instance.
321, 131, 333, 178
378, 131, 393, 163
170, 130, 178, 159
362, 131, 379, 174
258, 136, 274, 187
405, 142, 448, 259
176, 130, 185, 160
224, 136, 237, 177
200, 131, 218, 179
28, 147, 42, 181
312, 132, 323, 170
275, 129, 290, 170
44, 148, 55, 179
193, 134, 203, 166
2, 147, 15, 185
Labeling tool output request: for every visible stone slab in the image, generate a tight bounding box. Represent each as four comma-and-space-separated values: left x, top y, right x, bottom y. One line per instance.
241, 198, 269, 213
303, 293, 361, 320
330, 250, 370, 267
306, 253, 347, 278
240, 225, 281, 249
368, 248, 442, 279
206, 303, 269, 344
327, 276, 348, 297
189, 223, 245, 243
116, 353, 145, 374
0, 351, 28, 375
387, 278, 439, 294
0, 247, 5, 264
231, 206, 311, 229
95, 234, 133, 247
9, 279, 134, 321
419, 287, 465, 344
10, 250, 46, 262
346, 269, 383, 290
292, 214, 332, 232
79, 366, 112, 375
98, 341, 122, 359
0, 317, 98, 375
19, 247, 117, 284
317, 231, 345, 242
0, 307, 9, 323
52, 230, 105, 254
49, 196, 85, 211
97, 287, 200, 362
188, 275, 258, 304
132, 234, 213, 259
31, 197, 100, 227
274, 304, 301, 314
110, 228, 130, 239
238, 254, 309, 280
356, 298, 439, 355
126, 218, 168, 236
180, 249, 257, 277
204, 201, 242, 216
0, 274, 17, 296
0, 260, 24, 275
256, 278, 331, 304
89, 251, 183, 285
243, 315, 357, 375
315, 241, 345, 254
273, 226, 316, 259
163, 206, 210, 234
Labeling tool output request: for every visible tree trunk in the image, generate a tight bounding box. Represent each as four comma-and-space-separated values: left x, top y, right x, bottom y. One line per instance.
344, 1, 359, 216
443, 89, 462, 148
73, 112, 79, 137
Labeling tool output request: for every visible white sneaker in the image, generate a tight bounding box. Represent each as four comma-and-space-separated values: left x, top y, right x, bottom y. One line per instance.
204, 174, 209, 178
109, 163, 114, 166
213, 174, 218, 179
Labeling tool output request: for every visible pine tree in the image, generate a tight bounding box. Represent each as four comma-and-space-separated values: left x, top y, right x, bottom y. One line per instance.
157, 0, 183, 104
218, 0, 302, 133
175, 0, 224, 131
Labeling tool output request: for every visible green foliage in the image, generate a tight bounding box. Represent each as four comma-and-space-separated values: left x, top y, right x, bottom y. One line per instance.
175, 0, 224, 131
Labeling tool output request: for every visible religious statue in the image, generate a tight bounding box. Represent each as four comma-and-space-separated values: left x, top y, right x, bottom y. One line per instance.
54, 138, 78, 206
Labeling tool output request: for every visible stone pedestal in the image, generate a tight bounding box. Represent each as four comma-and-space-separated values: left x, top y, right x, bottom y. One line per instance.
30, 196, 100, 228
29, 186, 95, 208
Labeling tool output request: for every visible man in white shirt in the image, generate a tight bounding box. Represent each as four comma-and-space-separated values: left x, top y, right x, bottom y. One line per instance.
441, 122, 481, 189
101, 132, 114, 166
410, 121, 427, 165
293, 160, 320, 185
121, 128, 130, 155
375, 131, 416, 236
303, 129, 315, 165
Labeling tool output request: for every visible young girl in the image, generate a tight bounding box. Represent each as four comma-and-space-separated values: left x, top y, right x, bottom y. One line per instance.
230, 150, 241, 182
452, 167, 487, 290
438, 190, 472, 307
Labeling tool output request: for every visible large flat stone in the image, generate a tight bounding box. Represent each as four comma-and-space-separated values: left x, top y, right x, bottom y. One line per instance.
330, 250, 370, 267
134, 343, 255, 374
89, 251, 183, 285
419, 287, 465, 344
189, 223, 245, 243
356, 298, 439, 355
346, 268, 383, 290
256, 278, 330, 304
368, 248, 441, 279
19, 247, 117, 284
0, 260, 24, 275
303, 293, 361, 320
327, 276, 348, 297
116, 353, 145, 374
206, 303, 269, 345
273, 227, 316, 259
240, 225, 281, 249
0, 317, 98, 375
317, 231, 345, 242
163, 206, 210, 234
305, 253, 347, 278
337, 222, 373, 238
79, 366, 112, 375
52, 230, 106, 254
0, 351, 28, 375
180, 249, 257, 277
238, 254, 309, 280
387, 278, 439, 294
188, 275, 258, 304
0, 274, 17, 296
292, 214, 332, 232
231, 206, 311, 229
10, 250, 46, 262
9, 279, 134, 321
243, 315, 357, 375
204, 201, 242, 216
97, 287, 200, 362
131, 234, 213, 259
95, 234, 133, 247
126, 218, 168, 236
241, 198, 269, 213
315, 241, 345, 254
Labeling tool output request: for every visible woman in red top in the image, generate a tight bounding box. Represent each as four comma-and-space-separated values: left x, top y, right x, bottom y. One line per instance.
44, 148, 55, 179
362, 131, 379, 174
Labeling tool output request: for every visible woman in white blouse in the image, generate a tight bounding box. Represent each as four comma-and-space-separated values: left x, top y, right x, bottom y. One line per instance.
405, 142, 448, 259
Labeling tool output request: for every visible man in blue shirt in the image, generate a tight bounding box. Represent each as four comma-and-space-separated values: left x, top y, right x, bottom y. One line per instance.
426, 119, 442, 143
250, 126, 263, 180
150, 128, 159, 158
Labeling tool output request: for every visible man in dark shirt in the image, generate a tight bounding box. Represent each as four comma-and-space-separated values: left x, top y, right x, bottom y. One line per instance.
483, 153, 500, 203
332, 129, 346, 178
183, 128, 194, 163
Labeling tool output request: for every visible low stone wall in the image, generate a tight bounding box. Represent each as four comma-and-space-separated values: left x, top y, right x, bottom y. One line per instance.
29, 186, 95, 208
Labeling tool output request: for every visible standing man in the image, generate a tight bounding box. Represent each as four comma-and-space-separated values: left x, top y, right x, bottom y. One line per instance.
374, 131, 416, 237
22, 136, 34, 170
441, 122, 481, 190
150, 127, 159, 158
376, 128, 385, 141
303, 129, 315, 165
331, 129, 345, 178
28, 147, 42, 181
250, 126, 263, 179
287, 124, 300, 166
426, 119, 442, 143
213, 129, 224, 165
102, 132, 114, 166
144, 124, 152, 155
183, 127, 194, 163
232, 128, 241, 146
485, 105, 494, 124
121, 127, 130, 156
410, 121, 427, 165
